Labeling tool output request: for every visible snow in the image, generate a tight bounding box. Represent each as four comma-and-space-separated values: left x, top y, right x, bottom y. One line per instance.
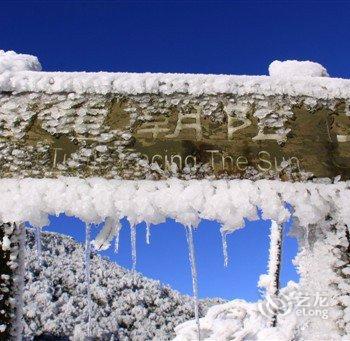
1, 234, 11, 250
269, 60, 329, 78
0, 51, 349, 100
174, 299, 269, 340
0, 178, 348, 234
0, 50, 41, 74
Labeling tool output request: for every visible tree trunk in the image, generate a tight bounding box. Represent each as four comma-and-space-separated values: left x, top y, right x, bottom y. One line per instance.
0, 222, 25, 340
268, 221, 283, 327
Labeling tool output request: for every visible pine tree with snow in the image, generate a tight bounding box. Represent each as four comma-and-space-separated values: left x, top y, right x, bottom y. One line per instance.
22, 230, 223, 340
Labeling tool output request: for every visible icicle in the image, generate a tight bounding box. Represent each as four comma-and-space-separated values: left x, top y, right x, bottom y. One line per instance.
146, 222, 151, 245
85, 223, 92, 337
93, 218, 120, 251
130, 224, 137, 271
185, 226, 201, 341
34, 226, 42, 265
220, 229, 228, 267
114, 227, 120, 254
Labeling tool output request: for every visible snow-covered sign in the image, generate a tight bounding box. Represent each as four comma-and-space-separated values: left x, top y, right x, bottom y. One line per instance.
1, 53, 350, 180
1, 52, 350, 341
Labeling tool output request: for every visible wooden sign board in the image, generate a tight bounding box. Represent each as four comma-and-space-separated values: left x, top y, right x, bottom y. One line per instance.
0, 94, 349, 181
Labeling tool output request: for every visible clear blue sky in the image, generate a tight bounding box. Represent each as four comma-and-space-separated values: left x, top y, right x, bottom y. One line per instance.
2, 1, 349, 301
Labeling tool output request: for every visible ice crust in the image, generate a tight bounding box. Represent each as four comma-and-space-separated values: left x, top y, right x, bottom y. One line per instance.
0, 51, 349, 100
0, 178, 348, 232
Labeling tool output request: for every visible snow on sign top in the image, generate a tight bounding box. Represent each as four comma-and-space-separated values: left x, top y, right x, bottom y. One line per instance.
0, 50, 349, 99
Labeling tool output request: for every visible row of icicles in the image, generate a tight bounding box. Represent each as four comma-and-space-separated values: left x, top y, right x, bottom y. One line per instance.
33, 219, 281, 341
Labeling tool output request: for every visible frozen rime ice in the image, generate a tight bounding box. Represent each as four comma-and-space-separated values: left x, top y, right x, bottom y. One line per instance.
269, 60, 329, 78
258, 221, 282, 298
0, 50, 41, 74
146, 222, 151, 245
0, 178, 348, 233
220, 230, 229, 267
185, 226, 201, 341
0, 51, 349, 100
92, 218, 119, 251
258, 220, 283, 327
114, 227, 120, 254
130, 225, 137, 271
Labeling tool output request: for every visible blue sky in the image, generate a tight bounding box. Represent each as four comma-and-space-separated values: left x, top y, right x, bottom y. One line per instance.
2, 1, 349, 301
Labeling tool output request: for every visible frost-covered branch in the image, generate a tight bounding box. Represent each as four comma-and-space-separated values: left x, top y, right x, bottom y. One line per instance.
258, 220, 283, 327
0, 222, 25, 340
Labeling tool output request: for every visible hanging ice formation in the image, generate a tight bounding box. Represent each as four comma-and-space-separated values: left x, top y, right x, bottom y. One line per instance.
85, 223, 92, 337
220, 229, 229, 267
92, 218, 120, 251
114, 227, 120, 254
130, 224, 137, 271
185, 226, 201, 341
146, 222, 151, 245
114, 229, 120, 253
34, 226, 42, 265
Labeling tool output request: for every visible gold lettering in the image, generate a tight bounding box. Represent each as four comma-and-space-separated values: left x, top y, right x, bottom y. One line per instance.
184, 155, 197, 167
337, 134, 350, 142
258, 151, 272, 172
151, 154, 163, 167
171, 155, 183, 170
227, 116, 251, 140
140, 154, 149, 162
137, 119, 170, 139
253, 128, 289, 143
222, 154, 234, 170
274, 156, 288, 172
52, 148, 67, 169
289, 156, 301, 172
166, 109, 202, 140
205, 150, 220, 168
236, 156, 248, 171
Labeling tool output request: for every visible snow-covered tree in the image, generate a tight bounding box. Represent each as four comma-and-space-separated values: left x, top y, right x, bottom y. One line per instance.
22, 230, 223, 340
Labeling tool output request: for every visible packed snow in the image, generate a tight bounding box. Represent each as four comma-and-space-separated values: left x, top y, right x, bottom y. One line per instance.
269, 60, 329, 78
0, 51, 349, 100
0, 50, 41, 74
0, 178, 349, 232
